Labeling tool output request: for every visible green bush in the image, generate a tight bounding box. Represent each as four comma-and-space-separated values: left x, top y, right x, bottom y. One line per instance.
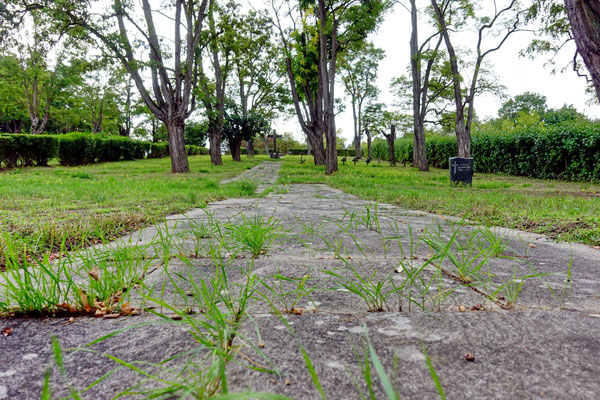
58, 133, 98, 166
149, 142, 169, 158
0, 134, 59, 168
185, 145, 209, 156
0, 133, 164, 168
377, 122, 600, 182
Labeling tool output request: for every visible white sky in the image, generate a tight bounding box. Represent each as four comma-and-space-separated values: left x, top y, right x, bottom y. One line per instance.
274, 2, 600, 144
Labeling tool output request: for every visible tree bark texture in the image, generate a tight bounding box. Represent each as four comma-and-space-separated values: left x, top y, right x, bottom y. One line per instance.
565, 0, 600, 100
365, 128, 372, 159
209, 127, 223, 166
166, 122, 190, 173
385, 125, 396, 167
410, 0, 429, 171
229, 136, 242, 161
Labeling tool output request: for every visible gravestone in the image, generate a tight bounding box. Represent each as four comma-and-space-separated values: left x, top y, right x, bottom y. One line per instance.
268, 131, 282, 159
449, 157, 473, 186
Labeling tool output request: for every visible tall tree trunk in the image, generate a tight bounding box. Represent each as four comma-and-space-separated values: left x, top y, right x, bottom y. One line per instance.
386, 125, 396, 167
352, 99, 361, 158
230, 135, 242, 161
365, 127, 372, 159
209, 127, 223, 165
166, 121, 190, 173
410, 0, 429, 171
565, 0, 600, 100
318, 0, 338, 175
308, 131, 326, 165
247, 139, 255, 157
431, 0, 470, 158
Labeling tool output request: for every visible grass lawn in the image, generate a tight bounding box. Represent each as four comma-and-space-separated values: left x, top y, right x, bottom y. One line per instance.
0, 155, 267, 265
279, 156, 600, 247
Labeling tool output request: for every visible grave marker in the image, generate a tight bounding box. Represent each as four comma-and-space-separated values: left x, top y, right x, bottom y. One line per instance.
449, 157, 473, 186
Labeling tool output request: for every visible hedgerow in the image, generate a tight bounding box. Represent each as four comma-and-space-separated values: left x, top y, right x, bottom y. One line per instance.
372, 122, 600, 182
0, 133, 209, 168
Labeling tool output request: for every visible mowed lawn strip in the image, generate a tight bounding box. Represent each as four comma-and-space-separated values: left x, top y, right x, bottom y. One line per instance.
279, 156, 600, 246
0, 155, 265, 264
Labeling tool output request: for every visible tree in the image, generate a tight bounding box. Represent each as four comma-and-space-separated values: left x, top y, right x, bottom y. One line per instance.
5, 0, 212, 172
498, 92, 548, 124
230, 10, 289, 157
565, 0, 600, 101
197, 0, 238, 166
408, 0, 445, 171
184, 121, 209, 147
339, 41, 384, 159
223, 110, 269, 161
0, 56, 27, 133
271, 0, 387, 174
431, 0, 524, 158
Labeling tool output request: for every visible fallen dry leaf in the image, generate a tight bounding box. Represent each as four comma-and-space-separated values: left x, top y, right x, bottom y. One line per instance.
465, 353, 475, 362
458, 305, 467, 312
79, 290, 93, 313
285, 379, 291, 386
258, 342, 265, 348
289, 307, 303, 315
88, 266, 100, 281
426, 254, 433, 258
170, 315, 183, 321
102, 314, 121, 320
594, 246, 600, 250
528, 243, 536, 248
68, 317, 75, 324
1, 327, 12, 337
120, 302, 139, 316
94, 308, 106, 317
471, 304, 483, 311
57, 303, 77, 313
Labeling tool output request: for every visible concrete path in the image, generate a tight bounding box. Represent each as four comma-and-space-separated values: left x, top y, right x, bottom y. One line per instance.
221, 160, 281, 193
1, 162, 599, 399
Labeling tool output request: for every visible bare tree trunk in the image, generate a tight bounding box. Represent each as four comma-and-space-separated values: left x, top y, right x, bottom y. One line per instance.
365, 127, 372, 159
310, 131, 327, 165
410, 0, 429, 171
247, 139, 255, 157
352, 99, 361, 158
209, 127, 223, 165
166, 122, 190, 173
229, 136, 242, 161
565, 0, 600, 100
385, 125, 396, 167
432, 0, 470, 158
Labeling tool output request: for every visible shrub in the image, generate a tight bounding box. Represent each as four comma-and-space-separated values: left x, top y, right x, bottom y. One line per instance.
58, 133, 98, 166
0, 134, 59, 168
185, 145, 208, 156
149, 142, 169, 158
377, 122, 600, 182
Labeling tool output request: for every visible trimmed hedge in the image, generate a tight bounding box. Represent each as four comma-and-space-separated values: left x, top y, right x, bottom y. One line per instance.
0, 134, 60, 168
372, 122, 600, 182
0, 133, 181, 168
186, 145, 209, 156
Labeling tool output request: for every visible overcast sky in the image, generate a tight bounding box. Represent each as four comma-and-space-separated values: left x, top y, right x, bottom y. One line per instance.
274, 3, 600, 144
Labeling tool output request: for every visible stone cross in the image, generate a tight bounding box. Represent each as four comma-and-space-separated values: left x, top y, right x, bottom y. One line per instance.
268, 131, 283, 153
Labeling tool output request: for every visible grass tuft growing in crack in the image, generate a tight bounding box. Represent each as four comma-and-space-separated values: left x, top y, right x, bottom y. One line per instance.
226, 214, 282, 258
